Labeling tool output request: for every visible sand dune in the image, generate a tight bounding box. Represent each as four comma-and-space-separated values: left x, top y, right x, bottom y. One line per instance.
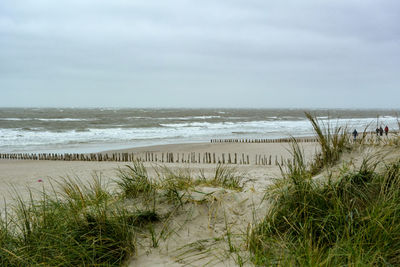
0, 141, 318, 266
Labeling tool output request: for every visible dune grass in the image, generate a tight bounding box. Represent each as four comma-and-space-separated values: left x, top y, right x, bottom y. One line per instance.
116, 162, 244, 207
0, 161, 245, 266
116, 161, 154, 198
0, 176, 161, 266
249, 114, 400, 266
305, 112, 351, 174
210, 164, 244, 190
250, 158, 400, 265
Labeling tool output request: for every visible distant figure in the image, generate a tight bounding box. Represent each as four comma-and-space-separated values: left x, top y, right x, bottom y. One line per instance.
384, 125, 389, 136
379, 126, 384, 136
352, 129, 358, 141
376, 127, 380, 136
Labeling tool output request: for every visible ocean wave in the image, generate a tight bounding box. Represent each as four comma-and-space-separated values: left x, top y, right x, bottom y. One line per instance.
127, 116, 149, 119
232, 131, 259, 134
1, 118, 95, 122
1, 114, 399, 153
160, 120, 310, 129
1, 118, 32, 121
187, 116, 221, 120
160, 122, 216, 127
37, 118, 96, 122
158, 117, 398, 131
129, 116, 222, 120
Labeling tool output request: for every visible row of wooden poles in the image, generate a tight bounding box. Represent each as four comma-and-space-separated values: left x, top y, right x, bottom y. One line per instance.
210, 132, 397, 144
210, 137, 318, 143
0, 152, 290, 166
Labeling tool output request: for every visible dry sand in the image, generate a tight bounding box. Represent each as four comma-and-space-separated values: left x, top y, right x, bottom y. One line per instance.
0, 142, 318, 204
0, 141, 318, 266
104, 141, 317, 159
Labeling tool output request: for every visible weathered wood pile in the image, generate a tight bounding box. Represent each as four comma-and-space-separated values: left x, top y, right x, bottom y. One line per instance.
0, 152, 290, 166
210, 138, 318, 143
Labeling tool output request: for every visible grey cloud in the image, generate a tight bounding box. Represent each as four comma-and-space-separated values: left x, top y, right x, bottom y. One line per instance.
0, 0, 399, 108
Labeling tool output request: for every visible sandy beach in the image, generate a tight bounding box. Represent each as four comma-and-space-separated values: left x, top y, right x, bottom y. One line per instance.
0, 141, 320, 266
104, 141, 317, 156
0, 141, 318, 203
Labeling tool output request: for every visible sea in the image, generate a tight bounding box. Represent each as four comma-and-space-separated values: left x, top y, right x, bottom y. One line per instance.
0, 108, 399, 153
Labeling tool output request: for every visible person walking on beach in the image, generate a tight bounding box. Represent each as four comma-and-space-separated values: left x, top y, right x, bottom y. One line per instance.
352, 129, 358, 141
384, 125, 389, 136
379, 126, 384, 136
376, 127, 380, 136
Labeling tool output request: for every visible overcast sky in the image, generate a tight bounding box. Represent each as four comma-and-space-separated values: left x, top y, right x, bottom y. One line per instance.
0, 0, 399, 108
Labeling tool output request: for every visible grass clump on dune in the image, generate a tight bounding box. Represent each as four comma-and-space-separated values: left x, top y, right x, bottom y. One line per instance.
160, 167, 193, 206
210, 164, 244, 190
305, 112, 351, 174
116, 161, 154, 198
0, 177, 161, 266
250, 147, 400, 266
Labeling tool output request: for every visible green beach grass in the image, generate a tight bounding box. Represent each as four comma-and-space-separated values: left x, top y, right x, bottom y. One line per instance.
0, 177, 138, 266
249, 114, 400, 266
0, 161, 245, 266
